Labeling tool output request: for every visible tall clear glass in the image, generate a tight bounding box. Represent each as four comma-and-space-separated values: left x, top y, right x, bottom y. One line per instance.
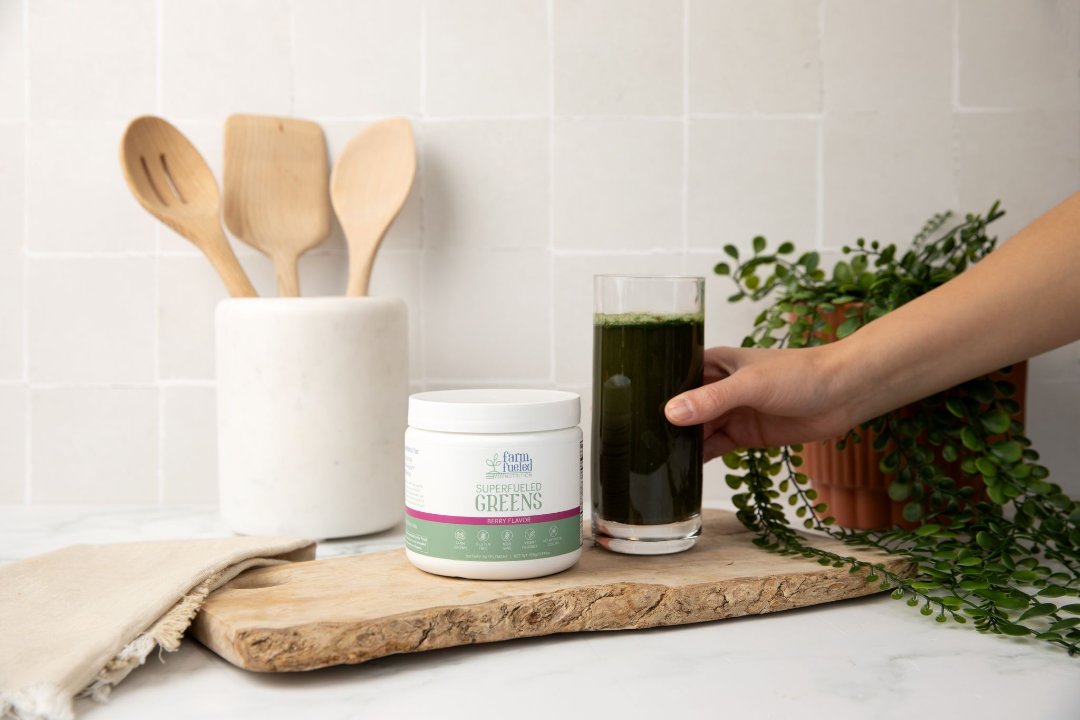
591, 275, 705, 555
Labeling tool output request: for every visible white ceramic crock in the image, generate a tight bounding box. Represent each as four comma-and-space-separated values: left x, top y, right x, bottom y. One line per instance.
215, 297, 408, 539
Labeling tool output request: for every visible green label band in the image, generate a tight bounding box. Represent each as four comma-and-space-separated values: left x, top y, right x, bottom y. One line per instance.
405, 514, 581, 562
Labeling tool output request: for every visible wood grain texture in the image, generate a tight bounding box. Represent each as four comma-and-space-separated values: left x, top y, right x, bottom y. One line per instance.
329, 118, 416, 297
120, 115, 257, 298
193, 510, 911, 672
223, 114, 331, 297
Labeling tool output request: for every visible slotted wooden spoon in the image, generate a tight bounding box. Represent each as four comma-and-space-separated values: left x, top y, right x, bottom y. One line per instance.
331, 118, 416, 296
224, 115, 331, 297
120, 116, 257, 298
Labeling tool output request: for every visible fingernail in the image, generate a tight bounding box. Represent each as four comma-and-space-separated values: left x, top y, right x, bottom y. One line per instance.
666, 397, 693, 422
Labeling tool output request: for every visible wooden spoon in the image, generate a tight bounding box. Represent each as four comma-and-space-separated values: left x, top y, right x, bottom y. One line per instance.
224, 115, 331, 297
331, 118, 417, 296
120, 116, 257, 298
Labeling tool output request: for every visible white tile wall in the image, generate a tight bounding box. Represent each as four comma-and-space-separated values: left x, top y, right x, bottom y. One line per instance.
823, 110, 956, 248
553, 0, 682, 116
425, 0, 548, 117
28, 0, 156, 122
30, 387, 158, 504
27, 122, 156, 253
0, 123, 23, 380
27, 258, 156, 384
0, 0, 25, 119
687, 117, 818, 252
958, 0, 1080, 110
0, 387, 25, 503
161, 386, 217, 505
823, 0, 952, 112
2, 0, 1079, 507
422, 119, 549, 249
422, 248, 550, 381
158, 256, 230, 380
161, 0, 293, 118
293, 0, 422, 118
688, 0, 821, 114
553, 118, 682, 252
956, 110, 1080, 240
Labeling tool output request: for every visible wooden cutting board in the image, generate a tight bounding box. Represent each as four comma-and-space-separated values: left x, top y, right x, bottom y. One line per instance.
193, 510, 910, 672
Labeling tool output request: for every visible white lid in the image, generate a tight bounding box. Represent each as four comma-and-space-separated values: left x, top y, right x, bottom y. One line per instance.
408, 389, 581, 433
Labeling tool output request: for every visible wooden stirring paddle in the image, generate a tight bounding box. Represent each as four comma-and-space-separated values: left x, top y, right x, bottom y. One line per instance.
223, 115, 331, 297
120, 116, 257, 298
331, 118, 416, 297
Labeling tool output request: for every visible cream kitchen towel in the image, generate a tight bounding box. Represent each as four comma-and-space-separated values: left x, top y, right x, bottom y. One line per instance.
0, 536, 315, 720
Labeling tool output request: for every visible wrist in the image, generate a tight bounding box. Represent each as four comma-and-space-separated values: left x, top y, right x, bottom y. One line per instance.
814, 333, 883, 429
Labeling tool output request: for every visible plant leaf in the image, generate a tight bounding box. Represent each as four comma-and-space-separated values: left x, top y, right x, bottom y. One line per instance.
836, 317, 860, 338
991, 440, 1023, 463
1018, 603, 1058, 621
980, 408, 1011, 434
998, 623, 1032, 637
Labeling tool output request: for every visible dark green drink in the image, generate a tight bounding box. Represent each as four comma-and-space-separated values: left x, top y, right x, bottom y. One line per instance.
592, 310, 704, 550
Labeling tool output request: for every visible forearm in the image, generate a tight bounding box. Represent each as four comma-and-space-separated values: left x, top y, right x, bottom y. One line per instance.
832, 190, 1080, 425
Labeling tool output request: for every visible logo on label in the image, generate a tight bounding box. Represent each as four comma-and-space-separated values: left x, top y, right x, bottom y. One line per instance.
485, 451, 534, 479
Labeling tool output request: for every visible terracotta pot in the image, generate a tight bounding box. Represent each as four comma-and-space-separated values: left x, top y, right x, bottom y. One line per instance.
790, 305, 1028, 530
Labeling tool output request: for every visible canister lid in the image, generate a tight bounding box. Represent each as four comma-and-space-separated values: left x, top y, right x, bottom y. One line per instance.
408, 389, 581, 434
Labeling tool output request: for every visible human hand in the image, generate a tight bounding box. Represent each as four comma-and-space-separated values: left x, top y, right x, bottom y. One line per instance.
664, 345, 859, 462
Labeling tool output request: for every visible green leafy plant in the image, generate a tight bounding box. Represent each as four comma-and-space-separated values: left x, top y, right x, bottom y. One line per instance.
715, 203, 1080, 654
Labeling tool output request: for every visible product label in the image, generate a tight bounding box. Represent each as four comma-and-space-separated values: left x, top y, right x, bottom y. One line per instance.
404, 433, 582, 562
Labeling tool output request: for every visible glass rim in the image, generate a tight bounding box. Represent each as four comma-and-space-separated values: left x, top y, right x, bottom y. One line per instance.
593, 274, 705, 281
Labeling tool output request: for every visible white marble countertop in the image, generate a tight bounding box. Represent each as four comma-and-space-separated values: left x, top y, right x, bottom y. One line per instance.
2, 505, 1078, 720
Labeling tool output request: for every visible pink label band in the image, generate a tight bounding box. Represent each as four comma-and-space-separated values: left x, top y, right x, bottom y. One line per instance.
404, 506, 581, 526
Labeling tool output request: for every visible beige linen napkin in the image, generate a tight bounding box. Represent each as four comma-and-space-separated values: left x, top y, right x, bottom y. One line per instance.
0, 536, 315, 720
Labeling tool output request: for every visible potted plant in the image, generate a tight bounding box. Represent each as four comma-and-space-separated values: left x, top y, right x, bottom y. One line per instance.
715, 203, 1080, 654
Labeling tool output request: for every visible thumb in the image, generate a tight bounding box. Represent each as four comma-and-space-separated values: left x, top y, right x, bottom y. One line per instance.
665, 374, 745, 426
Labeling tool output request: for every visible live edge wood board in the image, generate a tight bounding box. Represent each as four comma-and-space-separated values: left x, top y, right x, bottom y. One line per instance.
193, 509, 911, 672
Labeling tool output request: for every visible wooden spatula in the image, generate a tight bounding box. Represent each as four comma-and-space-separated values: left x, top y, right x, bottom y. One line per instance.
121, 115, 257, 298
223, 115, 331, 297
331, 118, 416, 297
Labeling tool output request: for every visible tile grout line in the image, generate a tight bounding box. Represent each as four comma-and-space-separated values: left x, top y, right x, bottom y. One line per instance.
21, 0, 31, 506
952, 0, 960, 112
815, 0, 826, 250
28, 246, 742, 260
154, 0, 165, 506
547, 0, 556, 386
154, 112, 846, 124
950, 0, 962, 212
816, 117, 825, 248
288, 0, 296, 116
20, 381, 214, 390
156, 0, 163, 112
418, 1, 428, 391
426, 378, 557, 386
951, 106, 1044, 114
681, 0, 689, 270
551, 248, 694, 258
23, 248, 389, 259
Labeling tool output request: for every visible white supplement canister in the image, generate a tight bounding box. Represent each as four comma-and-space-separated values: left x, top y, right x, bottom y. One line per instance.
404, 389, 583, 580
